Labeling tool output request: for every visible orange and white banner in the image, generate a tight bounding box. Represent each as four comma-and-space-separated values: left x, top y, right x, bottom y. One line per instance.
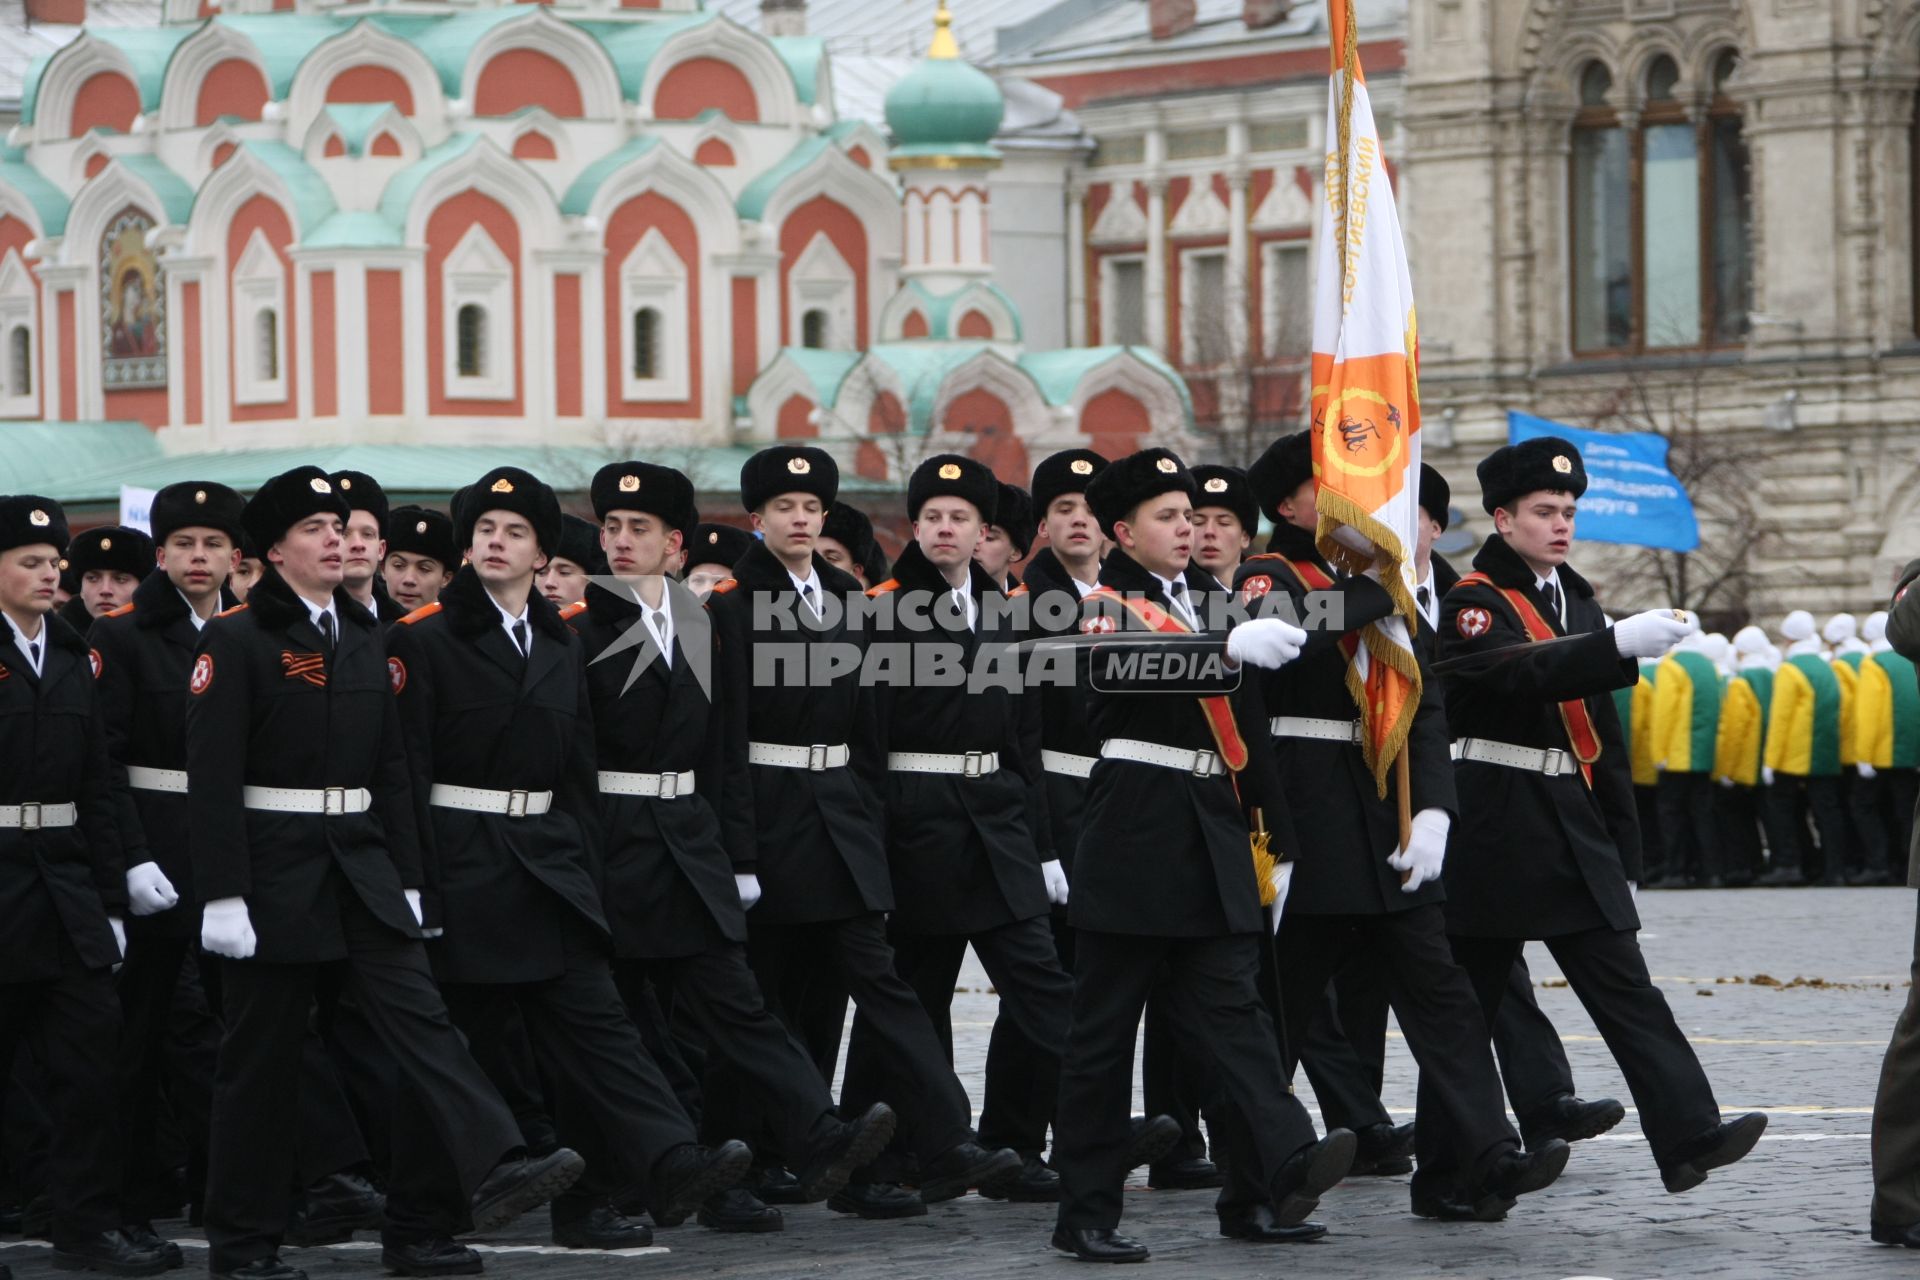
1311, 0, 1422, 794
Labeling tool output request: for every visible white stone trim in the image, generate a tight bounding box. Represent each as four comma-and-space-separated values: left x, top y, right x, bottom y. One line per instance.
157, 23, 272, 133
929, 348, 1050, 438
0, 251, 38, 417
1066, 349, 1190, 437
441, 222, 515, 402
231, 228, 287, 406
638, 15, 803, 129
461, 10, 623, 123
31, 34, 140, 143
1178, 243, 1230, 367
616, 228, 690, 402
1168, 178, 1231, 239
1251, 172, 1314, 232
829, 348, 908, 436
301, 103, 417, 166
1260, 238, 1314, 360
1090, 186, 1147, 245
283, 22, 447, 148
743, 350, 825, 443
1098, 251, 1147, 347
787, 231, 856, 352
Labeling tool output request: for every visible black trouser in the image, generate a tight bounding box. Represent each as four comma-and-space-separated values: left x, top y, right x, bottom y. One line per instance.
613, 946, 837, 1163
1635, 784, 1667, 882
1140, 975, 1213, 1164
845, 915, 1073, 1172
0, 954, 124, 1242
1715, 783, 1765, 884
115, 934, 217, 1218
1334, 947, 1576, 1123
981, 907, 1087, 1158
1658, 772, 1719, 884
610, 969, 703, 1138
204, 889, 521, 1271
2, 1049, 53, 1213
1054, 930, 1317, 1231
1438, 929, 1720, 1176
439, 926, 698, 1221
747, 913, 973, 1164
1493, 952, 1577, 1122
1276, 910, 1519, 1202
1891, 770, 1920, 873
1853, 770, 1896, 879
1296, 980, 1391, 1134
1769, 774, 1849, 882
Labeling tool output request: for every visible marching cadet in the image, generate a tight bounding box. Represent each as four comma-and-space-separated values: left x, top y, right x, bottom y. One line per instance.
535, 514, 600, 608
974, 483, 1033, 591
1764, 610, 1848, 885
1713, 627, 1772, 887
1436, 436, 1767, 1200
568, 460, 897, 1233
705, 445, 1020, 1219
816, 503, 878, 590
94, 484, 389, 1248
329, 472, 404, 625
1652, 633, 1726, 886
382, 507, 456, 614
848, 456, 1085, 1203
1188, 465, 1255, 592
387, 466, 754, 1248
186, 467, 586, 1280
1236, 433, 1567, 1225
1050, 448, 1354, 1264
61, 525, 154, 631
683, 523, 753, 599
0, 495, 174, 1276
1862, 610, 1920, 875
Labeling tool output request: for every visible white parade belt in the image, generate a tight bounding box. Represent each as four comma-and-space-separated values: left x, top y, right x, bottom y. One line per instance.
748, 742, 850, 771
1269, 716, 1364, 745
597, 769, 695, 800
0, 802, 78, 830
127, 765, 188, 794
1100, 738, 1227, 778
887, 750, 1000, 778
427, 783, 553, 817
1041, 749, 1097, 779
1450, 738, 1580, 777
243, 785, 372, 815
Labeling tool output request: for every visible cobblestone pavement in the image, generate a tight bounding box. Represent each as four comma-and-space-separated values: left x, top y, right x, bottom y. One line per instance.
5, 887, 1917, 1279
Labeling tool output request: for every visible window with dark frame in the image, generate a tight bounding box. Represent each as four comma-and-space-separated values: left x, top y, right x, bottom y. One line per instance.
633, 306, 660, 379
457, 304, 486, 378
800, 308, 828, 349
1569, 51, 1751, 356
254, 308, 277, 382
8, 326, 29, 397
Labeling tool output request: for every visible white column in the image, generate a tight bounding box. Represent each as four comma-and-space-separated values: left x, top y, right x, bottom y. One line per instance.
1143, 125, 1167, 352
1066, 183, 1087, 347
1226, 118, 1251, 362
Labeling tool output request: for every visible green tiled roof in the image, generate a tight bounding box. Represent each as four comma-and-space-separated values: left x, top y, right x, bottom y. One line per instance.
737, 133, 831, 220
377, 132, 482, 229
896, 280, 1024, 342
782, 348, 861, 405
304, 210, 402, 250
559, 136, 659, 217
398, 8, 528, 98
583, 14, 711, 100
0, 155, 71, 235
85, 25, 196, 111
859, 341, 993, 429
317, 103, 400, 158
202, 16, 350, 98
1018, 344, 1194, 417
217, 141, 336, 236
0, 421, 163, 495
34, 442, 899, 506
769, 36, 826, 106
116, 155, 196, 224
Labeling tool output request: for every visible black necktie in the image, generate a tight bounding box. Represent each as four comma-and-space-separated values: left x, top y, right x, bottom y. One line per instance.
1170, 581, 1195, 630
26, 638, 39, 674
1542, 582, 1561, 624
512, 619, 530, 659
1417, 586, 1431, 609
649, 610, 670, 663
800, 583, 819, 620
318, 612, 336, 655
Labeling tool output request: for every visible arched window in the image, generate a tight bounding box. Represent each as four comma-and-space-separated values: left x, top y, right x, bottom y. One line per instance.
632, 307, 660, 379
457, 304, 486, 378
8, 327, 30, 397
1569, 54, 1750, 354
801, 308, 829, 349
254, 309, 277, 381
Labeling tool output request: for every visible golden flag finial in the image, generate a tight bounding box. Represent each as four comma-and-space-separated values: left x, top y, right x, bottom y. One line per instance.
928, 0, 959, 59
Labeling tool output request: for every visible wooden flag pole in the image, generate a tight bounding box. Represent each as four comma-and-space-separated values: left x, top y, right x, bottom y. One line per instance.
1395, 746, 1413, 885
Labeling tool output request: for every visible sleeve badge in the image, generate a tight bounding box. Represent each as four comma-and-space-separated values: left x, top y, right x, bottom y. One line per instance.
189, 653, 214, 695
388, 656, 407, 695
1456, 606, 1493, 639
1240, 574, 1273, 605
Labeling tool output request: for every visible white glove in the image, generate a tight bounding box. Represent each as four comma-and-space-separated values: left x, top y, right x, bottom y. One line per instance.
109, 915, 126, 959
125, 861, 179, 917
1226, 618, 1309, 671
1387, 808, 1450, 893
404, 889, 424, 927
1267, 862, 1293, 935
1762, 765, 1776, 785
1718, 776, 1736, 789
736, 873, 762, 910
1860, 762, 1878, 779
1630, 882, 1639, 904
1613, 609, 1700, 659
201, 896, 257, 960
1041, 859, 1069, 906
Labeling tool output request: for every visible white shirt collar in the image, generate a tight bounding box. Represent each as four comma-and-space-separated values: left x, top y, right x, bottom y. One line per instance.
1413, 564, 1439, 627
633, 584, 673, 665
178, 588, 209, 631
1533, 567, 1561, 595
1071, 575, 1097, 599
486, 589, 531, 653
1151, 570, 1197, 628
4, 611, 45, 675
788, 565, 823, 618
298, 592, 336, 633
